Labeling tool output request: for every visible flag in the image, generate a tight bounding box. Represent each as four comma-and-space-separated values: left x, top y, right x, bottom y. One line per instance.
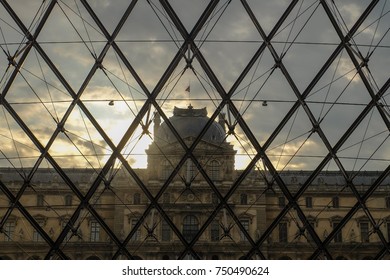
185, 85, 190, 93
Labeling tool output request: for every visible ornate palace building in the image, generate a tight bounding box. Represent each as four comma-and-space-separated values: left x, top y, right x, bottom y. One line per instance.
1, 106, 389, 260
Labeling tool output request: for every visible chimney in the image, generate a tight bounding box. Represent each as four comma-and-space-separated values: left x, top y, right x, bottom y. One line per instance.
154, 112, 161, 135
218, 113, 226, 132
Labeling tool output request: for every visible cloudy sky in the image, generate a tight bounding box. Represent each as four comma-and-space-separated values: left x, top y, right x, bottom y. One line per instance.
0, 0, 389, 174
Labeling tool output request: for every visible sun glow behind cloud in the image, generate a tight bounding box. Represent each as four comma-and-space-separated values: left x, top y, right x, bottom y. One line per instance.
0, 0, 389, 173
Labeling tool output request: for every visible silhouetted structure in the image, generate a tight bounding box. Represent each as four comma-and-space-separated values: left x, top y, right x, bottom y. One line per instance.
1, 106, 389, 260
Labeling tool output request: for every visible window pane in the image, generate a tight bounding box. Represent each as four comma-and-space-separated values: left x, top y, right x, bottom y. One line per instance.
90, 221, 100, 242
333, 222, 342, 243
33, 220, 45, 242
387, 223, 390, 242
386, 197, 390, 209
161, 161, 172, 180
37, 195, 44, 207
306, 197, 312, 208
131, 220, 140, 241
161, 219, 171, 241
65, 195, 72, 206
240, 194, 247, 205
332, 197, 339, 208
360, 222, 369, 243
279, 223, 288, 243
133, 193, 141, 205
3, 221, 15, 242
278, 197, 286, 208
62, 221, 73, 242
209, 160, 220, 180
211, 220, 220, 241
240, 219, 250, 241
183, 215, 199, 242
306, 221, 315, 242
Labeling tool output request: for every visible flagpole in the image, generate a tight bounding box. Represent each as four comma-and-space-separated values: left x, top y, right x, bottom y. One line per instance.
185, 82, 191, 107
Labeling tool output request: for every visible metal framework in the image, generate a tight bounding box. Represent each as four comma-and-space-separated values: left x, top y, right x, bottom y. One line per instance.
0, 0, 389, 259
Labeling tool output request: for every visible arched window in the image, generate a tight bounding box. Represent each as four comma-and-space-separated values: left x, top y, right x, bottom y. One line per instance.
183, 215, 199, 242
209, 160, 220, 180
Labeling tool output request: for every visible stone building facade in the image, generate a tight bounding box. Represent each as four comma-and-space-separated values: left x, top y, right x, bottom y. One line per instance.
0, 106, 389, 260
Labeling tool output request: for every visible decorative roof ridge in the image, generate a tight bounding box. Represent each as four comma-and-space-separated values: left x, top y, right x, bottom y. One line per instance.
173, 105, 207, 117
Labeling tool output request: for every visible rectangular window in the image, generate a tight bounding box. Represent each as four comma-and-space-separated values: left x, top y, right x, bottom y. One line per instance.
240, 219, 250, 241
133, 193, 141, 205
131, 219, 140, 241
211, 220, 220, 241
90, 221, 100, 242
186, 159, 195, 183
61, 220, 73, 242
183, 216, 199, 242
333, 222, 342, 243
279, 222, 288, 243
209, 161, 220, 181
33, 220, 45, 242
387, 223, 390, 242
240, 194, 248, 205
360, 222, 369, 242
332, 197, 339, 208
161, 161, 172, 180
307, 221, 315, 242
65, 195, 72, 206
163, 193, 170, 204
305, 197, 313, 208
37, 194, 44, 207
211, 193, 219, 204
386, 197, 390, 209
278, 197, 286, 208
3, 221, 15, 241
161, 219, 171, 242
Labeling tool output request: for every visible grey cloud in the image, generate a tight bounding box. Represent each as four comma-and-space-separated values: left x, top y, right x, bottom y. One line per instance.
1, 0, 388, 171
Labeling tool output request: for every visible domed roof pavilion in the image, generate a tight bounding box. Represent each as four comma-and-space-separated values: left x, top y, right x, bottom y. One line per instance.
154, 105, 226, 145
